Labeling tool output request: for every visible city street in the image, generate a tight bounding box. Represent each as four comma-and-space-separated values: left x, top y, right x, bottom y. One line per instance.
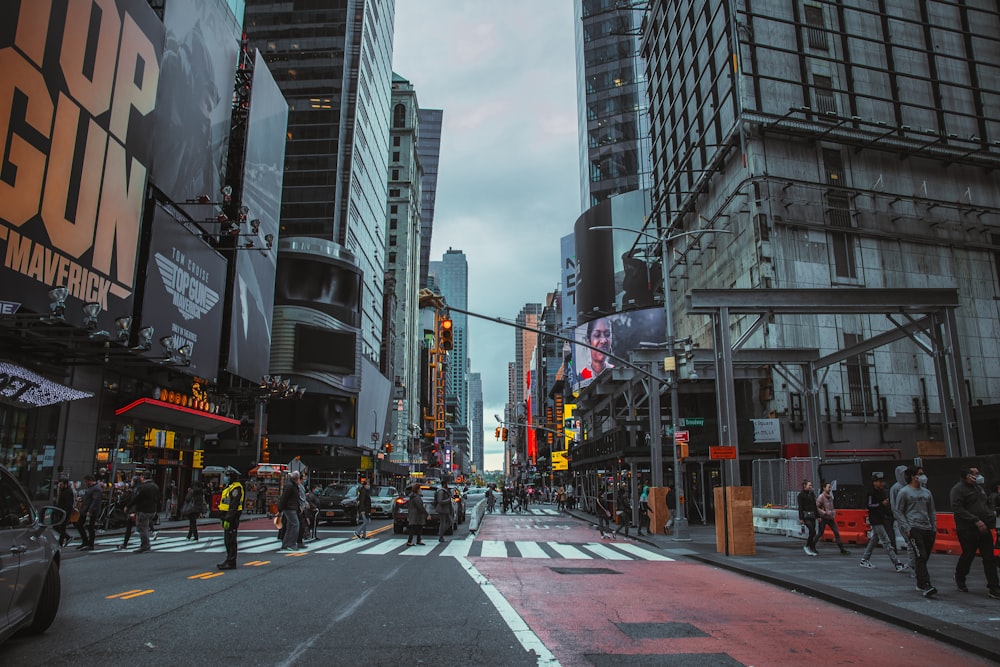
1, 503, 992, 666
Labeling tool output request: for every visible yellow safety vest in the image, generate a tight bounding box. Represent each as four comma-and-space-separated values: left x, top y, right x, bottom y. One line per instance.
218, 482, 244, 512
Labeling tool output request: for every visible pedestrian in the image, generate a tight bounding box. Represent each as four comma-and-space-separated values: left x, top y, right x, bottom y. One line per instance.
127, 472, 159, 553
896, 465, 937, 597
859, 472, 906, 571
404, 483, 426, 546
949, 466, 1000, 598
890, 464, 916, 576
295, 473, 308, 549
117, 477, 138, 550
55, 479, 75, 547
75, 474, 102, 550
355, 478, 373, 539
596, 485, 613, 538
664, 484, 676, 536
797, 479, 819, 557
166, 479, 178, 519
216, 475, 244, 570
557, 485, 566, 511
435, 478, 454, 543
181, 480, 207, 541
612, 483, 632, 539
637, 483, 651, 537
815, 481, 851, 555
306, 484, 321, 540
278, 471, 302, 551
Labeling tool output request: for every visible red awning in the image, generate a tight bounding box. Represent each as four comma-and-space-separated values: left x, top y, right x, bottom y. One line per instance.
115, 397, 241, 434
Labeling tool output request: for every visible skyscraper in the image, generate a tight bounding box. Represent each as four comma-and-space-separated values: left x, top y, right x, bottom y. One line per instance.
417, 109, 444, 288
429, 248, 470, 472
469, 372, 484, 473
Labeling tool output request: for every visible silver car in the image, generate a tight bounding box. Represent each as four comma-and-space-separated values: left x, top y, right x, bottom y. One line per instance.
0, 465, 64, 643
370, 486, 399, 517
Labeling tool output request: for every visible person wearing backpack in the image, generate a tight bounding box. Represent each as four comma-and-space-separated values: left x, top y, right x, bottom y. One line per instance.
435, 479, 455, 543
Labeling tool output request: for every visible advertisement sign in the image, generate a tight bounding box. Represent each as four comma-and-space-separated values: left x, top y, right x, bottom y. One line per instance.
226, 51, 288, 382
140, 204, 226, 381
752, 418, 781, 443
0, 1, 164, 328
572, 307, 666, 392
150, 0, 240, 205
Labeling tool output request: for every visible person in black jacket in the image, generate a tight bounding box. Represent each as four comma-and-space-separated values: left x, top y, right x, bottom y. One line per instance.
859, 472, 905, 571
797, 479, 819, 557
76, 474, 103, 550
950, 467, 1000, 598
127, 472, 160, 553
277, 471, 301, 551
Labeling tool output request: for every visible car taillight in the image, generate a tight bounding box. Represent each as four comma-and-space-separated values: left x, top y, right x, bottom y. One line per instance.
395, 498, 407, 505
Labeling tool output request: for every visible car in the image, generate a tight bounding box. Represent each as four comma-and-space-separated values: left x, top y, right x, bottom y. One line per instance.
392, 485, 464, 534
0, 464, 64, 644
369, 486, 398, 518
316, 483, 360, 525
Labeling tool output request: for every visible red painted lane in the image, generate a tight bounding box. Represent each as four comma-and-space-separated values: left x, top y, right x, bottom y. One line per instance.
474, 558, 991, 666
471, 512, 989, 666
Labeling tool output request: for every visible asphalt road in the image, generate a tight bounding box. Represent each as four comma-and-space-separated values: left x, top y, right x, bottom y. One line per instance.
0, 515, 539, 667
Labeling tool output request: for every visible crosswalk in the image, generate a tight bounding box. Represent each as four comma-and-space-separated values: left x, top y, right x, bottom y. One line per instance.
88, 534, 674, 562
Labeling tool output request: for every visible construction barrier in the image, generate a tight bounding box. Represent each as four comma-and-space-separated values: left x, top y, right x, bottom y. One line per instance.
932, 513, 961, 555
818, 509, 870, 545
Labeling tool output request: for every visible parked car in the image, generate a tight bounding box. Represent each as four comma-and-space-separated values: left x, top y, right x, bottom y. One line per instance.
369, 486, 398, 518
0, 464, 64, 643
316, 483, 360, 525
392, 485, 464, 534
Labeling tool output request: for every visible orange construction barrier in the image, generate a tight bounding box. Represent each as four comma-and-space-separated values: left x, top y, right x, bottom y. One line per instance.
818, 509, 870, 545
932, 513, 961, 555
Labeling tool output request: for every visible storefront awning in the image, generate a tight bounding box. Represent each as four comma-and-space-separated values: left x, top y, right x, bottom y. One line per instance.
115, 397, 241, 433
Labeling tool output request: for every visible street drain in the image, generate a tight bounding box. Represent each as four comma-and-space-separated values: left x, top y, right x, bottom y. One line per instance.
549, 566, 620, 575
615, 622, 709, 640
584, 653, 744, 666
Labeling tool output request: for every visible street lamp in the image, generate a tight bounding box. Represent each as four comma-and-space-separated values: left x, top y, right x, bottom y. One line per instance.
591, 224, 732, 542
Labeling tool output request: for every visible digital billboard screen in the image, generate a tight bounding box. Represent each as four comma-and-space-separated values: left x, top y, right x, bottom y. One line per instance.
150, 0, 240, 205
572, 307, 666, 393
0, 0, 164, 329
226, 51, 288, 382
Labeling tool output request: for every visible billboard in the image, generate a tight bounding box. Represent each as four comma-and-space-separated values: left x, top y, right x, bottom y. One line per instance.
226, 51, 288, 382
572, 307, 666, 393
151, 0, 240, 205
574, 189, 659, 321
140, 204, 226, 382
0, 0, 164, 329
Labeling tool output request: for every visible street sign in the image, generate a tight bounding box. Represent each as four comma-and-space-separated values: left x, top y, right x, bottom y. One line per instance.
674, 430, 689, 443
710, 446, 737, 460
682, 417, 705, 427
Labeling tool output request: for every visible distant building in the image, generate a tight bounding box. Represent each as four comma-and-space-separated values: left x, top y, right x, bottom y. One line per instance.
417, 109, 444, 288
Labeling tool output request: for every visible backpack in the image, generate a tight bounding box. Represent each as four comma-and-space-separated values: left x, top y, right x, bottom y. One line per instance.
436, 488, 451, 509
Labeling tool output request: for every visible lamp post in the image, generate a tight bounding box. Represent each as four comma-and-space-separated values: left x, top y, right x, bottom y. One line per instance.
591, 224, 731, 542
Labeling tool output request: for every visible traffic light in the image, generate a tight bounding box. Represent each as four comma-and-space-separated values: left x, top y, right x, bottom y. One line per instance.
439, 318, 454, 350
261, 436, 270, 463
192, 449, 204, 469
501, 427, 508, 441
495, 427, 501, 440
677, 442, 689, 460
386, 442, 394, 453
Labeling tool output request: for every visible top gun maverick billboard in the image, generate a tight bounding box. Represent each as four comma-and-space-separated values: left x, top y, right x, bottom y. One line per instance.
0, 0, 164, 331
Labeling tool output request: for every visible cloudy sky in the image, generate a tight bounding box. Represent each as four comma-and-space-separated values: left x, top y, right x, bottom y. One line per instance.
392, 2, 580, 471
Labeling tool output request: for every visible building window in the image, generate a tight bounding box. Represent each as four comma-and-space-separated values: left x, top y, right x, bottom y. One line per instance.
390, 205, 398, 213
804, 5, 827, 50
393, 136, 401, 146
389, 188, 400, 197
388, 252, 397, 264
391, 168, 400, 180
822, 149, 856, 278
389, 218, 397, 230
843, 333, 875, 417
392, 151, 400, 162
813, 75, 837, 116
393, 103, 406, 128
389, 235, 397, 247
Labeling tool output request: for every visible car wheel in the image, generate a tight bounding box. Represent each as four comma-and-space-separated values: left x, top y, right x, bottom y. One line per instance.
23, 560, 60, 635
393, 523, 404, 534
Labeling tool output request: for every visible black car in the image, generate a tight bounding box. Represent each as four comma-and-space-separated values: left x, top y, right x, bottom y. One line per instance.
392, 485, 465, 534
316, 483, 360, 525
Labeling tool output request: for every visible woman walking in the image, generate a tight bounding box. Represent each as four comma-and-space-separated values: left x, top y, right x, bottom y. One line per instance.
405, 483, 427, 547
182, 481, 207, 540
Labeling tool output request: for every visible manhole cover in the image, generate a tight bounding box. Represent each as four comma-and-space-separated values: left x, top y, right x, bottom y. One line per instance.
615, 622, 709, 640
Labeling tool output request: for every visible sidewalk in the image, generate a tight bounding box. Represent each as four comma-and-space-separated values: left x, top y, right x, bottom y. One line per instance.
565, 507, 1000, 663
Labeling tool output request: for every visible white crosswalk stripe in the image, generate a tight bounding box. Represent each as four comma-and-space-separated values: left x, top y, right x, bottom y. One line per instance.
89, 535, 671, 561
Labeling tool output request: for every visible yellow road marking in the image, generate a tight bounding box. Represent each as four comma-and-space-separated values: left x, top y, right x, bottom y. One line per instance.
244, 560, 270, 566
107, 589, 154, 600
285, 551, 308, 557
189, 571, 225, 579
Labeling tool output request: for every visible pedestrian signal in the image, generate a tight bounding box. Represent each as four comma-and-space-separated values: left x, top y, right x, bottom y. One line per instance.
439, 318, 454, 350
192, 449, 204, 469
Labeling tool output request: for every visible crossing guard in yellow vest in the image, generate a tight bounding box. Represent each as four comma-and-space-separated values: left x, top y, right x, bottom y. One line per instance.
217, 477, 244, 570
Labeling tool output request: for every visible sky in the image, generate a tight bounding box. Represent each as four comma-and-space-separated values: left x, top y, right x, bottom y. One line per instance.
392, 2, 581, 472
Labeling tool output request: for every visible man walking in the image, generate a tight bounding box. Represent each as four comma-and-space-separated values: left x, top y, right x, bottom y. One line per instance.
128, 472, 160, 553
76, 474, 102, 550
278, 471, 301, 551
436, 478, 454, 543
217, 475, 244, 570
860, 472, 906, 571
890, 464, 916, 575
816, 481, 851, 555
797, 479, 819, 556
896, 465, 938, 597
355, 478, 372, 539
950, 466, 1000, 598
596, 485, 614, 539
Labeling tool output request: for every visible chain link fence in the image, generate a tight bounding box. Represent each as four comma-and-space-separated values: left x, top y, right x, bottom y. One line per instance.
752, 457, 821, 508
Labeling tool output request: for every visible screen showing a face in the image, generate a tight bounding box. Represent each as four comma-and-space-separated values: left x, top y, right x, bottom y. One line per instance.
572, 308, 666, 393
